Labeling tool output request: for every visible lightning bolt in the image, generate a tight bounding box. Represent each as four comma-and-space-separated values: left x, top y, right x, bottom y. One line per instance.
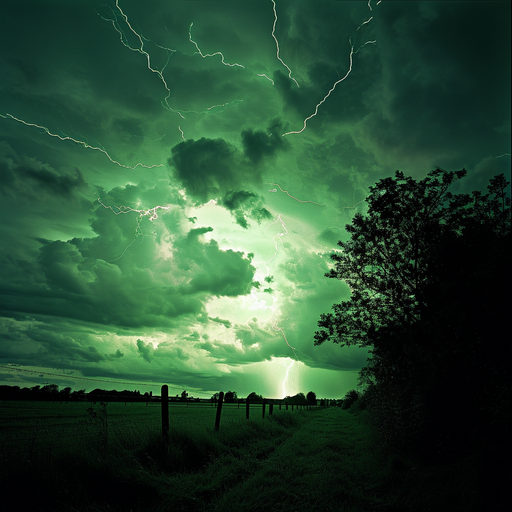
281, 359, 295, 398
0, 113, 164, 169
263, 214, 289, 269
97, 198, 171, 261
270, 0, 299, 88
103, 3, 244, 118
272, 316, 298, 359
356, 16, 374, 32
282, 45, 355, 136
257, 73, 275, 85
267, 183, 327, 206
189, 23, 245, 68
282, 1, 379, 136
98, 198, 170, 221
103, 0, 184, 118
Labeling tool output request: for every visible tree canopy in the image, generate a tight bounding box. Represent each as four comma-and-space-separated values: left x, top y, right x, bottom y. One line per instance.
315, 169, 510, 348
315, 168, 511, 458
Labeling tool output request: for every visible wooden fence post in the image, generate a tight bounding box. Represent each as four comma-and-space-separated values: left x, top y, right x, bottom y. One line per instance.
262, 400, 266, 419
286, 401, 288, 410
269, 403, 273, 415
246, 398, 250, 420
161, 385, 169, 441
292, 404, 294, 411
214, 391, 224, 431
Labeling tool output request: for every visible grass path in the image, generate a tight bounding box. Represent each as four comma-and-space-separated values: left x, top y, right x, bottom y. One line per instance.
202, 408, 478, 512
208, 407, 397, 512
3, 405, 482, 511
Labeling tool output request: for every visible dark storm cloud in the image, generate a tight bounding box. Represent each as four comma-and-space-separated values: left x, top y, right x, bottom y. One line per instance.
209, 317, 232, 329
0, 141, 86, 199
221, 190, 272, 229
318, 228, 343, 247
177, 226, 256, 297
170, 137, 245, 203
136, 339, 153, 363
0, 178, 257, 329
357, 1, 511, 170
169, 134, 279, 227
0, 1, 509, 398
241, 119, 289, 164
0, 319, 106, 366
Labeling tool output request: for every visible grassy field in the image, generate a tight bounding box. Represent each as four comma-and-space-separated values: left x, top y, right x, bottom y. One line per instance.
0, 401, 486, 511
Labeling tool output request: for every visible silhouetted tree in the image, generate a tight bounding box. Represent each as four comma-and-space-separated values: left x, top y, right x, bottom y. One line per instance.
315, 169, 511, 459
246, 392, 263, 402
71, 389, 86, 401
341, 389, 359, 409
306, 391, 317, 405
41, 384, 59, 398
224, 390, 237, 403
60, 387, 72, 400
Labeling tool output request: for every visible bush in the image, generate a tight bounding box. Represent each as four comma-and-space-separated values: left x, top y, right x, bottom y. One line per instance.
341, 389, 359, 410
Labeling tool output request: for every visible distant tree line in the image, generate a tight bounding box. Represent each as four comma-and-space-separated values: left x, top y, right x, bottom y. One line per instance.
0, 384, 153, 402
209, 390, 320, 405
2, 384, 329, 406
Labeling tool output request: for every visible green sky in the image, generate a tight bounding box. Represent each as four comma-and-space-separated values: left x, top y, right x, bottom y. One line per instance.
0, 0, 510, 398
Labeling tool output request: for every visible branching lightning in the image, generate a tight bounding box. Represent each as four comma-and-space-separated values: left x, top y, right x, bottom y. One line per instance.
282, 1, 379, 136
98, 198, 170, 221
0, 113, 164, 169
271, 0, 299, 88
102, 2, 244, 118
97, 198, 170, 261
102, 0, 184, 118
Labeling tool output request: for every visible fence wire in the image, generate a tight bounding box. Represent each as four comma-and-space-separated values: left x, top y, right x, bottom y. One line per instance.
0, 400, 314, 456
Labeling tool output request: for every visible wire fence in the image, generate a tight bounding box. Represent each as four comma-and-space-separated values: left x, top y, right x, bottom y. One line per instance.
0, 397, 317, 456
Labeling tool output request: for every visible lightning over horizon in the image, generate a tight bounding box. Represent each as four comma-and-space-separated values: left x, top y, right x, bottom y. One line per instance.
1, 0, 508, 405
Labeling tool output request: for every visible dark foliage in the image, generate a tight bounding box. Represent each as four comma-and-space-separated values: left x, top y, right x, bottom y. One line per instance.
246, 391, 263, 402
341, 389, 359, 410
224, 390, 238, 403
316, 169, 511, 472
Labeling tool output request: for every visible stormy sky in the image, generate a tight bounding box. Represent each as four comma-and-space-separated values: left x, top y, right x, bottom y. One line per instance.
0, 1, 510, 398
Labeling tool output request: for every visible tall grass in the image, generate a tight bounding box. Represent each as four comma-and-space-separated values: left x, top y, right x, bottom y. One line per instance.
1, 406, 307, 511
1, 404, 492, 511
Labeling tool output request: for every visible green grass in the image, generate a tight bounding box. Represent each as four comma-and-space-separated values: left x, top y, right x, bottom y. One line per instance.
0, 402, 489, 511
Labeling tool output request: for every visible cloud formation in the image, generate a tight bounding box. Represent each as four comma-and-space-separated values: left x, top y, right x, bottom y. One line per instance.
0, 0, 509, 398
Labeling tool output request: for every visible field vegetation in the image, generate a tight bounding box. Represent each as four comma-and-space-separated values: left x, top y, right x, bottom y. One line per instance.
0, 399, 487, 511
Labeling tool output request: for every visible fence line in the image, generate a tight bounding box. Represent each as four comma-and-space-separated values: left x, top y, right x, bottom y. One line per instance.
0, 390, 324, 455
